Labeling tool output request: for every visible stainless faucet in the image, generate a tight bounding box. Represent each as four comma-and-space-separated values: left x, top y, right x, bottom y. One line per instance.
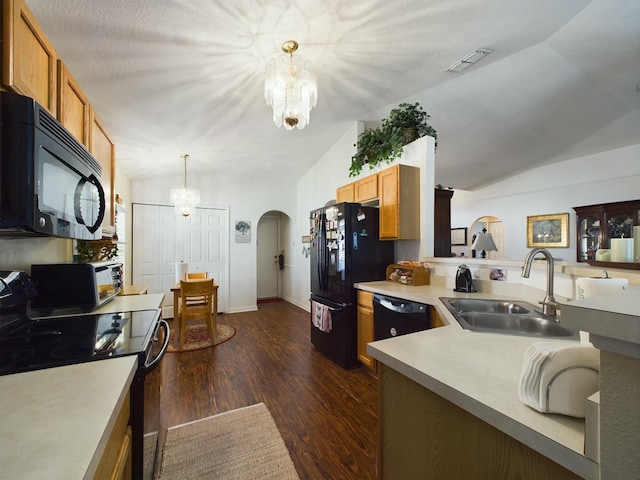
521, 247, 558, 317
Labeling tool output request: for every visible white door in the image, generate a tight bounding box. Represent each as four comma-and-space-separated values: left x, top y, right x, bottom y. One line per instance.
132, 204, 229, 317
257, 215, 279, 299
488, 221, 506, 260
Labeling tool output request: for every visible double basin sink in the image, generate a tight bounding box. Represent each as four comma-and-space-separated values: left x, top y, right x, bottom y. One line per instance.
440, 297, 577, 338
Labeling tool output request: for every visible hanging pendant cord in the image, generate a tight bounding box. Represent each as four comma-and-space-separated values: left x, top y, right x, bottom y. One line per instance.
182, 154, 189, 188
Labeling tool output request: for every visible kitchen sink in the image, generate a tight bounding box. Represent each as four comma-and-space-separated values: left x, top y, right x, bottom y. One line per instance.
440, 297, 577, 338
442, 298, 530, 314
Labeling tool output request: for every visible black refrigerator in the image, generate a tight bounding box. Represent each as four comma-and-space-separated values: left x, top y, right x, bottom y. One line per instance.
310, 202, 394, 368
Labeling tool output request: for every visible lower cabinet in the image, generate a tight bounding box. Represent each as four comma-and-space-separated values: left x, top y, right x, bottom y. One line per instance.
378, 365, 582, 480
357, 290, 376, 372
94, 391, 132, 480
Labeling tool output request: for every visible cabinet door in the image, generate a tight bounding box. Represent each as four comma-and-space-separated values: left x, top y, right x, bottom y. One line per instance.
357, 290, 376, 371
336, 183, 354, 203
355, 174, 378, 203
57, 61, 90, 146
90, 108, 115, 227
379, 167, 400, 239
2, 0, 58, 114
379, 165, 420, 240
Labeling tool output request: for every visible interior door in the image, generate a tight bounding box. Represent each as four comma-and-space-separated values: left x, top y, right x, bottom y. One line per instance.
257, 215, 279, 299
132, 204, 229, 317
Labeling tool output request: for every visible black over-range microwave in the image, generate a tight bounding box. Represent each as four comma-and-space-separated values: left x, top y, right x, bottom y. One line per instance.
0, 91, 105, 239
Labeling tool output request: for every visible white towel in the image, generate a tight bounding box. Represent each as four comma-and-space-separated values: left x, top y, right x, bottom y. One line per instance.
518, 342, 599, 417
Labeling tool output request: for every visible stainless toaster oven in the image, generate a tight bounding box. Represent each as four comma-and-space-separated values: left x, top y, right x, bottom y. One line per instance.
30, 261, 123, 315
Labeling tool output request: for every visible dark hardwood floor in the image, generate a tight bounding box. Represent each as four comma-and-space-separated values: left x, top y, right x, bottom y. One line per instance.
145, 300, 378, 479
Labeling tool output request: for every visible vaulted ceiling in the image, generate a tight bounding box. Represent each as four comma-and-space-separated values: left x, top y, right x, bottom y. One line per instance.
25, 0, 640, 190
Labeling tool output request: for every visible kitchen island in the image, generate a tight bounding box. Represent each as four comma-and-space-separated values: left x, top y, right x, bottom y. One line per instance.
356, 281, 597, 479
0, 293, 164, 479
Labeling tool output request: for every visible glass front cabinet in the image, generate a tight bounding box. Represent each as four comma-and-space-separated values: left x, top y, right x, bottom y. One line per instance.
573, 200, 640, 265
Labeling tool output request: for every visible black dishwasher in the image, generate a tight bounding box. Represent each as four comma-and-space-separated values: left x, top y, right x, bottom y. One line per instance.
373, 294, 431, 340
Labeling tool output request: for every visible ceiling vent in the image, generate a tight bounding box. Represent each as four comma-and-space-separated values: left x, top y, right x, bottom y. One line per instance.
446, 49, 492, 72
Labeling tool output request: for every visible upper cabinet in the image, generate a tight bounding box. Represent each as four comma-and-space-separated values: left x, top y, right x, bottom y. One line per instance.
1, 0, 58, 114
2, 0, 116, 230
354, 174, 378, 203
378, 164, 420, 240
336, 183, 354, 203
57, 61, 90, 147
574, 200, 640, 266
90, 108, 116, 227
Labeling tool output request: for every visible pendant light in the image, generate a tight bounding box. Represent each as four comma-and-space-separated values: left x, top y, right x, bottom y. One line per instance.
169, 154, 200, 217
264, 40, 317, 130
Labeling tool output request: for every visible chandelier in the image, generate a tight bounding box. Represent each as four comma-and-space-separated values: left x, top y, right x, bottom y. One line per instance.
169, 154, 200, 217
264, 40, 317, 130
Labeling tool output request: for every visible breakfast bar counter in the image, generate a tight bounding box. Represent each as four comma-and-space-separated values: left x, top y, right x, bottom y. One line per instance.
356, 281, 597, 479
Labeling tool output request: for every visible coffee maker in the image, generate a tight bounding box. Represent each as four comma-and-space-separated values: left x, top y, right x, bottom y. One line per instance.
454, 264, 476, 293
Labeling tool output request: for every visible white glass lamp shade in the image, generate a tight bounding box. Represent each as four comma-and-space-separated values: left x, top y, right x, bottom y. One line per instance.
265, 52, 317, 130
472, 231, 498, 257
170, 185, 200, 217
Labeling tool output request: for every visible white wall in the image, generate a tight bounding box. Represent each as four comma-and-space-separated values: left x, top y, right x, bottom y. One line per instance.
290, 124, 436, 311
450, 144, 640, 262
131, 169, 298, 313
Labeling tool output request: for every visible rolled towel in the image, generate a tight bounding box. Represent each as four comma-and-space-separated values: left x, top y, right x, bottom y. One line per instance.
518, 342, 599, 418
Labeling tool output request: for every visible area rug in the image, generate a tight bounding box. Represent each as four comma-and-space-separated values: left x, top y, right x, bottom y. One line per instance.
143, 431, 158, 480
167, 323, 236, 353
157, 403, 300, 480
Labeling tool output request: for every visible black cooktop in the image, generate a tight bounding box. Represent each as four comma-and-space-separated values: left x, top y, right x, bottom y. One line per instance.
0, 309, 160, 376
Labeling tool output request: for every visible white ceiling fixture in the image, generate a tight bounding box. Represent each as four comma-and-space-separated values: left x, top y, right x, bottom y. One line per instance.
446, 48, 493, 73
264, 40, 318, 130
170, 154, 200, 217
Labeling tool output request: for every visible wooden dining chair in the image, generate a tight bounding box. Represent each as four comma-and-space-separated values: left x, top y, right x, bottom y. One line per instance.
178, 279, 215, 350
186, 272, 208, 279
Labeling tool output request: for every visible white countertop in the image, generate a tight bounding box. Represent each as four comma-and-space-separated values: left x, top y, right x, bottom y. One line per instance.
356, 281, 598, 480
94, 293, 165, 315
0, 356, 137, 479
0, 293, 164, 479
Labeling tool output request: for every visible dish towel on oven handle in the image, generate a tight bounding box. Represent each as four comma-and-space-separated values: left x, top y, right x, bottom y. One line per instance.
312, 300, 332, 333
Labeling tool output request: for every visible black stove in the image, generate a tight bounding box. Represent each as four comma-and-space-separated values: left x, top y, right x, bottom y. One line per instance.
0, 309, 161, 376
0, 270, 169, 479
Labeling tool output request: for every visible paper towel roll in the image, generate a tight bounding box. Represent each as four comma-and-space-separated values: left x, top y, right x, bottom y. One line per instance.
610, 238, 633, 262
575, 277, 628, 299
175, 261, 189, 283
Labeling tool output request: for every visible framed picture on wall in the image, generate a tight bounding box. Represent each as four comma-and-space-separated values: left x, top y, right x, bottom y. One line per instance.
451, 227, 467, 246
526, 213, 569, 248
235, 220, 251, 243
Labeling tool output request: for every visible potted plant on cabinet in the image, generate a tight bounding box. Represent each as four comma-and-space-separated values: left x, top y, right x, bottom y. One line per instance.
349, 126, 403, 177
349, 102, 437, 177
385, 102, 437, 145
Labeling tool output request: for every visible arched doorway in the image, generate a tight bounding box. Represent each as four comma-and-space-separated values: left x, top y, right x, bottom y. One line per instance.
256, 210, 291, 301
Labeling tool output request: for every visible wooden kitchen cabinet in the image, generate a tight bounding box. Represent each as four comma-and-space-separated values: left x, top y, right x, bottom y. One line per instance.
354, 174, 378, 203
357, 290, 376, 373
378, 365, 582, 480
574, 199, 640, 266
378, 164, 420, 240
90, 107, 116, 228
336, 183, 355, 203
434, 188, 454, 257
1, 0, 58, 114
57, 60, 90, 146
94, 391, 132, 480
